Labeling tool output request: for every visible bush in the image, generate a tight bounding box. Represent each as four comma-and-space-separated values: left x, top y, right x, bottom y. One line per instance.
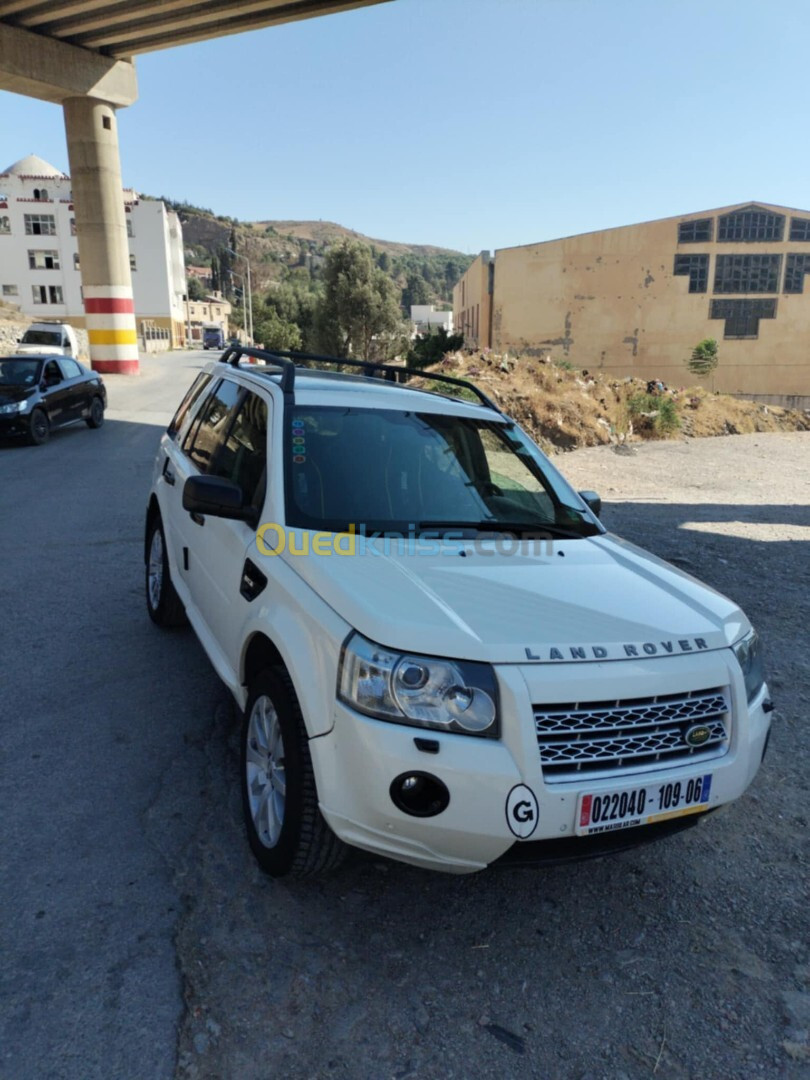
407, 327, 464, 371
688, 338, 719, 378
627, 392, 680, 436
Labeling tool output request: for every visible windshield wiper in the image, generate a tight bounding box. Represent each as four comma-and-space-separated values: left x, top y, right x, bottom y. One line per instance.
417, 520, 595, 539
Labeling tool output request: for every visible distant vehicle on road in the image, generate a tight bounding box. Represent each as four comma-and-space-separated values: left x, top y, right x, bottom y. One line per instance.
202, 325, 225, 350
0, 354, 106, 445
16, 322, 82, 358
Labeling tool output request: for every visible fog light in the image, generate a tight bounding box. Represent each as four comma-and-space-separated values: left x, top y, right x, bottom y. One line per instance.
389, 772, 450, 817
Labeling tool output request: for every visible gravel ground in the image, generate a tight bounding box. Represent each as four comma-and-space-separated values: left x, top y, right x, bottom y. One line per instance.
173, 431, 810, 1079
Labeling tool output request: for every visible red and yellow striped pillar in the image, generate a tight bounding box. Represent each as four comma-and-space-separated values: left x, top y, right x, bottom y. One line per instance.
63, 96, 140, 375
84, 287, 139, 374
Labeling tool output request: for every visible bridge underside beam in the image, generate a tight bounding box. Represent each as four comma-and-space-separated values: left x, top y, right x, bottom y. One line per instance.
0, 0, 387, 58
0, 20, 136, 105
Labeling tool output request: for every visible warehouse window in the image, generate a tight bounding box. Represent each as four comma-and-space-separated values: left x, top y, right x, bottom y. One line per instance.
713, 254, 781, 293
789, 218, 810, 242
678, 218, 713, 243
784, 254, 810, 293
710, 298, 777, 338
24, 213, 56, 236
717, 207, 784, 242
673, 254, 709, 293
2, 284, 18, 296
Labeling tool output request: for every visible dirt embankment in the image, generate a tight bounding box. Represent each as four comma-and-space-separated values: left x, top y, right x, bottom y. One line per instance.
421, 351, 810, 453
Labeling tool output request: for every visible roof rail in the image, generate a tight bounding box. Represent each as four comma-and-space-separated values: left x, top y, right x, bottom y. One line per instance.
221, 344, 296, 393
223, 345, 500, 413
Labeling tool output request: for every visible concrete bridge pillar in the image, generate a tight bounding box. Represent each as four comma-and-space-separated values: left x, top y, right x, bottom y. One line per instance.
63, 97, 139, 374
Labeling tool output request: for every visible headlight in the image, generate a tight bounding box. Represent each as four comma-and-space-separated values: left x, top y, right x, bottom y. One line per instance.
0, 400, 27, 415
733, 629, 765, 704
338, 632, 499, 737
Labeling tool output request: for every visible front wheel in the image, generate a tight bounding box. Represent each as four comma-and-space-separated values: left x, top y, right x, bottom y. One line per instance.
28, 408, 49, 446
86, 396, 105, 428
145, 516, 186, 627
241, 668, 346, 878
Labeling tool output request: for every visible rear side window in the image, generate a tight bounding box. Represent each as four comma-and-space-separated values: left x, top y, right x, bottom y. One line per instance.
208, 391, 269, 509
168, 372, 212, 441
60, 358, 82, 379
183, 378, 242, 472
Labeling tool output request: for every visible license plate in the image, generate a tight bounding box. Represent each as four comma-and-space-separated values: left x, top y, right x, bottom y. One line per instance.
576, 774, 712, 836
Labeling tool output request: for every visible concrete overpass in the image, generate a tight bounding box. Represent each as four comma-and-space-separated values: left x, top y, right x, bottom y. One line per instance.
0, 1, 391, 372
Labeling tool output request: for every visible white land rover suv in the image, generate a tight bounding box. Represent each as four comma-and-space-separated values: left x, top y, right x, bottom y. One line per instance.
144, 347, 772, 877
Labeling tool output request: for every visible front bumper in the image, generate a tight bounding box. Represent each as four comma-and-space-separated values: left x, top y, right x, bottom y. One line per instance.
311, 651, 772, 873
0, 411, 31, 437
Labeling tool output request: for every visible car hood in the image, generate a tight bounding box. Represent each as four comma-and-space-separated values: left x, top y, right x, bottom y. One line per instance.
16, 344, 62, 355
0, 386, 36, 405
280, 532, 747, 664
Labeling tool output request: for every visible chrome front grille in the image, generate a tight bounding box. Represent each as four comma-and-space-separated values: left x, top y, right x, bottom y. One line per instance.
534, 688, 730, 782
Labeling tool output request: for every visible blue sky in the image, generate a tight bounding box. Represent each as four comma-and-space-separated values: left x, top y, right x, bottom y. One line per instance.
3, 0, 809, 253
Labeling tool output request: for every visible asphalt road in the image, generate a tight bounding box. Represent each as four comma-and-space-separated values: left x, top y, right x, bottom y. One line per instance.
1, 354, 808, 1079
0, 352, 214, 1080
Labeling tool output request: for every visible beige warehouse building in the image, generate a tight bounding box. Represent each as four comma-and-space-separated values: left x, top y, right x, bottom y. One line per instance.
454, 202, 810, 407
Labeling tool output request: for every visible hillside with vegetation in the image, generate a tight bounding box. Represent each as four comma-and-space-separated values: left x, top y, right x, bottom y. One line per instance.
148, 195, 472, 319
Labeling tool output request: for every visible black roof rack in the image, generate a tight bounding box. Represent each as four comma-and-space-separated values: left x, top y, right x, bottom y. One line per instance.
220, 345, 500, 413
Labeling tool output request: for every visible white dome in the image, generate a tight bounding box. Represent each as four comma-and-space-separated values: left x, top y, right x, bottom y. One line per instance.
2, 154, 66, 178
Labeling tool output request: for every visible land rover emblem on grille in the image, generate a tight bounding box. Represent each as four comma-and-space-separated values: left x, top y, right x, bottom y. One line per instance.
684, 724, 712, 747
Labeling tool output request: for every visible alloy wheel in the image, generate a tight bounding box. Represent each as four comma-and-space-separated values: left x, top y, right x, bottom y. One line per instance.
245, 695, 286, 848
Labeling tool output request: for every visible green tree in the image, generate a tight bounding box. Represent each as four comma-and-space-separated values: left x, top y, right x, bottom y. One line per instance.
187, 276, 206, 301
218, 245, 235, 300
264, 280, 321, 349
252, 304, 302, 351
688, 338, 719, 378
314, 240, 404, 360
401, 272, 430, 312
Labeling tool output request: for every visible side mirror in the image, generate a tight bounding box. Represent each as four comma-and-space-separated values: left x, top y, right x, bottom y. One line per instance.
183, 474, 258, 526
579, 490, 602, 518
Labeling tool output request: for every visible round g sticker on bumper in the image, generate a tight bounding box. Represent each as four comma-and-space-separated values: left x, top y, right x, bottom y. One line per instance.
506, 784, 539, 838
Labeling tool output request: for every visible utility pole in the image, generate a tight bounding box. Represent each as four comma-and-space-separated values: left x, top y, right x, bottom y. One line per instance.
226, 245, 253, 344
229, 269, 246, 340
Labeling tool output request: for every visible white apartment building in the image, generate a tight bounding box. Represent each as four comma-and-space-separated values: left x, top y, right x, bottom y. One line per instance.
410, 304, 454, 336
0, 154, 188, 346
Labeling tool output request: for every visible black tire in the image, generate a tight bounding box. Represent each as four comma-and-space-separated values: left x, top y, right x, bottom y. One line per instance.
145, 516, 187, 627
28, 408, 49, 446
241, 667, 346, 878
86, 396, 105, 429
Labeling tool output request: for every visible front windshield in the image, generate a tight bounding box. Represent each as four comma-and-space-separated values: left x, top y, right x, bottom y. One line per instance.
0, 357, 42, 387
285, 406, 599, 537
21, 330, 60, 346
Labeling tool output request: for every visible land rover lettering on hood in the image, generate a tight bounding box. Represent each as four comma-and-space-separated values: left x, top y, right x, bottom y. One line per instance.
144, 346, 772, 878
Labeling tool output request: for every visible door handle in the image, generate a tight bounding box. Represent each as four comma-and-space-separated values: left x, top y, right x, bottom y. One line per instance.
162, 459, 176, 486
190, 512, 204, 526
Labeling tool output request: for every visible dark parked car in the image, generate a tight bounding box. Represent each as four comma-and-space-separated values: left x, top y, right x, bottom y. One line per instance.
0, 354, 107, 445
